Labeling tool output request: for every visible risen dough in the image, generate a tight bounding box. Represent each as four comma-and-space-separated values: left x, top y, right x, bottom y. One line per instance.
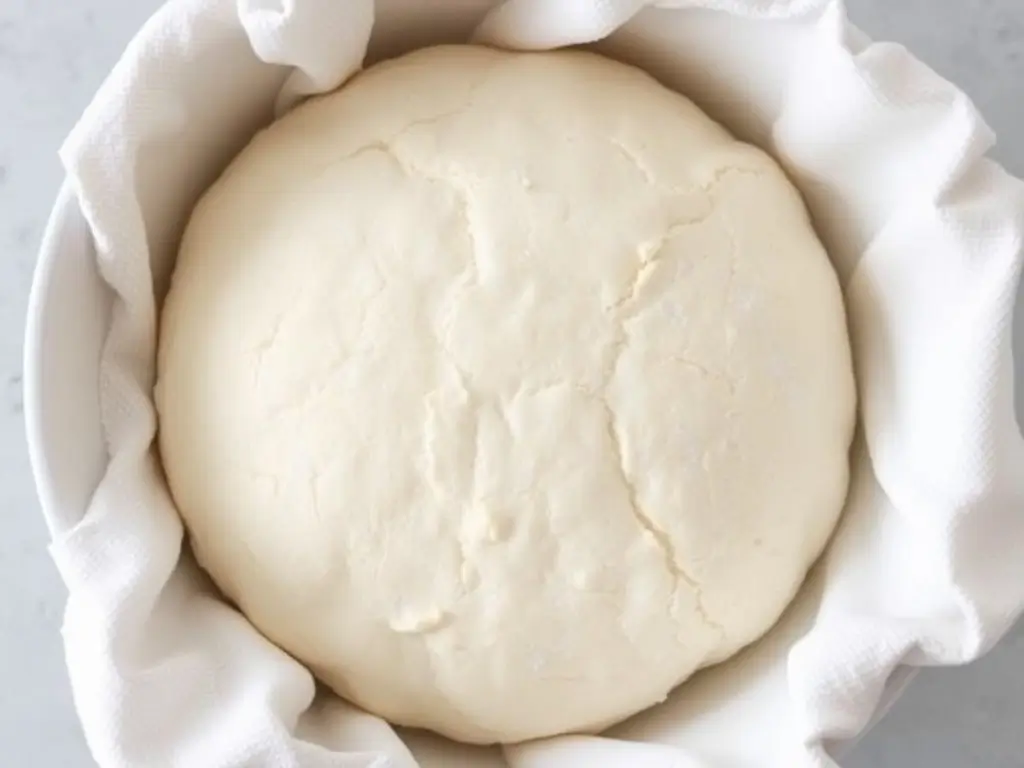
157, 45, 856, 744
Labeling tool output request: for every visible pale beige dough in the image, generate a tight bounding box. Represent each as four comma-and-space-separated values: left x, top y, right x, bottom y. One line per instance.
157, 45, 856, 744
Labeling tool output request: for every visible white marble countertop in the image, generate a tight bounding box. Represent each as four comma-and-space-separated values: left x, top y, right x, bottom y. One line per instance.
1, 1, 1022, 766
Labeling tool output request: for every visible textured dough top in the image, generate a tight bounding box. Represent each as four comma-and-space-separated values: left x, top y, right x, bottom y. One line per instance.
157, 45, 856, 744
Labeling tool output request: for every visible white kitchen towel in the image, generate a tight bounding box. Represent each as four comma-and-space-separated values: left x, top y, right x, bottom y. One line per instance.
51, 0, 1024, 766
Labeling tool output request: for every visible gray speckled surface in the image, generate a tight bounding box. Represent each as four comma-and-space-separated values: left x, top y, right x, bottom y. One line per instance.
0, 1, 1021, 766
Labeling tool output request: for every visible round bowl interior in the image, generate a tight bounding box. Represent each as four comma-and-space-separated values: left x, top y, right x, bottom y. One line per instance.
24, 183, 111, 537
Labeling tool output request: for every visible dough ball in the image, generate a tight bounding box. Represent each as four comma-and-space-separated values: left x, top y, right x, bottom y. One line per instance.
157, 45, 856, 744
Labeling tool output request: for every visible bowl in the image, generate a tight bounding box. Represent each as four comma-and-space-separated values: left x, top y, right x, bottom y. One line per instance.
24, 3, 1024, 764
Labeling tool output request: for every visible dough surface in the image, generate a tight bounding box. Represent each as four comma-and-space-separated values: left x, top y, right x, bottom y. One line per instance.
157, 45, 856, 744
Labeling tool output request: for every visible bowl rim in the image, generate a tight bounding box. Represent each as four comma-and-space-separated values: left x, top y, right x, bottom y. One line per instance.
25, 182, 73, 533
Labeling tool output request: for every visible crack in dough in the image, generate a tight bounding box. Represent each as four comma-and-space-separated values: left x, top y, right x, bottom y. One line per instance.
608, 137, 661, 189
597, 381, 723, 636
604, 165, 760, 317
